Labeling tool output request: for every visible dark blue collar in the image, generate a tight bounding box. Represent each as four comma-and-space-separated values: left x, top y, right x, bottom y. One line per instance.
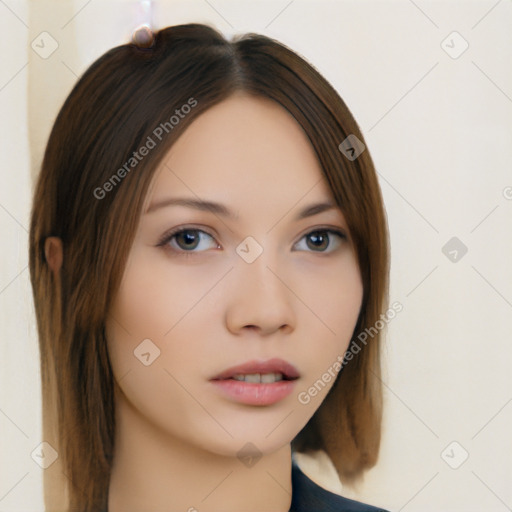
289, 456, 389, 512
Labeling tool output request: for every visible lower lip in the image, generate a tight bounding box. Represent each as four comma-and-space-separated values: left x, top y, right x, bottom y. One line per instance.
210, 379, 297, 406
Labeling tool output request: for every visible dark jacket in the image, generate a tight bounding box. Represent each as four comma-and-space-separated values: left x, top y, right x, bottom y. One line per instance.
290, 458, 390, 512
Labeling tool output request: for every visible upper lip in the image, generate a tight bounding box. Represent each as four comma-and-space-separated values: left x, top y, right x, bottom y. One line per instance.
211, 358, 300, 381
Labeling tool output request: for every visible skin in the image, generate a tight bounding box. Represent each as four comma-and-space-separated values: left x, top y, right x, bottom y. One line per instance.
99, 91, 364, 512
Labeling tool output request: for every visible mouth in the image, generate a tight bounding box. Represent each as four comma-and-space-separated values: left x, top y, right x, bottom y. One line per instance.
230, 372, 293, 383
210, 358, 300, 406
211, 358, 300, 382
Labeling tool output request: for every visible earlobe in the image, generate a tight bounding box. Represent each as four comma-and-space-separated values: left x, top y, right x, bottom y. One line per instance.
44, 236, 63, 274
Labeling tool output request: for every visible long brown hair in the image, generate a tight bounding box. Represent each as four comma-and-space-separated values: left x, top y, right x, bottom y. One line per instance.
29, 23, 389, 512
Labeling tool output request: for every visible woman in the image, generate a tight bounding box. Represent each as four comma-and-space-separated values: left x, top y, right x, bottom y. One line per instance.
29, 23, 390, 512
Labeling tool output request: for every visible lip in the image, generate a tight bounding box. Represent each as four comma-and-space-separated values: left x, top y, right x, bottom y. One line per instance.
210, 358, 300, 406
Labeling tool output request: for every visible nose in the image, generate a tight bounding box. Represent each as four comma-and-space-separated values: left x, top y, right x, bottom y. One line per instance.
225, 250, 296, 337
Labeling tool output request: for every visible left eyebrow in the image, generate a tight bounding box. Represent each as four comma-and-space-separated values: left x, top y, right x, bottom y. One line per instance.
295, 202, 338, 220
145, 196, 338, 221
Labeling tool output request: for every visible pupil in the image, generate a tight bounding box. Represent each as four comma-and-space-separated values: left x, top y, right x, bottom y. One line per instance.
178, 230, 199, 249
308, 231, 328, 251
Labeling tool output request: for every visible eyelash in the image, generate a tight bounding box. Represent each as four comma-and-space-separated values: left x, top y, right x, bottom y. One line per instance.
156, 225, 347, 258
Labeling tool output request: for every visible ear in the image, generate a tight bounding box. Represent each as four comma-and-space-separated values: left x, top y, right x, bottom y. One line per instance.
44, 237, 63, 275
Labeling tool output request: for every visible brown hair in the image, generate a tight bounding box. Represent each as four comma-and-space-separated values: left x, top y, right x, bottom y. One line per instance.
29, 23, 389, 512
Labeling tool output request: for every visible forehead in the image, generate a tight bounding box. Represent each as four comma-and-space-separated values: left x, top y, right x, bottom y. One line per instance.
146, 93, 336, 214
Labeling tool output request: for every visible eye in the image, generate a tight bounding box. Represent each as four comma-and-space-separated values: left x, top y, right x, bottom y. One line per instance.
158, 228, 219, 254
157, 226, 347, 257
293, 229, 346, 253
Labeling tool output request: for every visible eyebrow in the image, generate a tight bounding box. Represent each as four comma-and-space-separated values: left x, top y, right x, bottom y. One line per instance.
145, 197, 338, 221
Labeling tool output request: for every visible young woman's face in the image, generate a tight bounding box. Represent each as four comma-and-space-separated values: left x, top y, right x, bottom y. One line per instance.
106, 92, 363, 457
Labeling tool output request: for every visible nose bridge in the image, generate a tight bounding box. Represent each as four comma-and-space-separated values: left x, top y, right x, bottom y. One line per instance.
226, 235, 295, 334
236, 236, 283, 298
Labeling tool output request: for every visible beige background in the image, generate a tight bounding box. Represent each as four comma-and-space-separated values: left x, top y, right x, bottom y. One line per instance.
1, 0, 511, 510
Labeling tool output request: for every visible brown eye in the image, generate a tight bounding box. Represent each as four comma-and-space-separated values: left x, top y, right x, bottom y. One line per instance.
159, 228, 219, 254
294, 229, 346, 253
175, 230, 201, 250
306, 231, 330, 251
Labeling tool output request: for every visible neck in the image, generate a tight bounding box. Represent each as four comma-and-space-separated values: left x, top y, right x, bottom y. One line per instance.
108, 391, 293, 512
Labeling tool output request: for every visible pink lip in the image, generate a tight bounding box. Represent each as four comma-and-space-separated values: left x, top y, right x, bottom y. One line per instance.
210, 358, 300, 406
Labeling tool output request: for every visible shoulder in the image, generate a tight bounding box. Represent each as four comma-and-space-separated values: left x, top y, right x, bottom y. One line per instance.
290, 458, 390, 512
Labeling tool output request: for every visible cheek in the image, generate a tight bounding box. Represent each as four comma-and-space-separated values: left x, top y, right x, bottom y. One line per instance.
105, 255, 178, 380
295, 252, 363, 404
107, 249, 222, 341
104, 252, 228, 441
303, 249, 363, 343
105, 247, 232, 386
307, 270, 362, 331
